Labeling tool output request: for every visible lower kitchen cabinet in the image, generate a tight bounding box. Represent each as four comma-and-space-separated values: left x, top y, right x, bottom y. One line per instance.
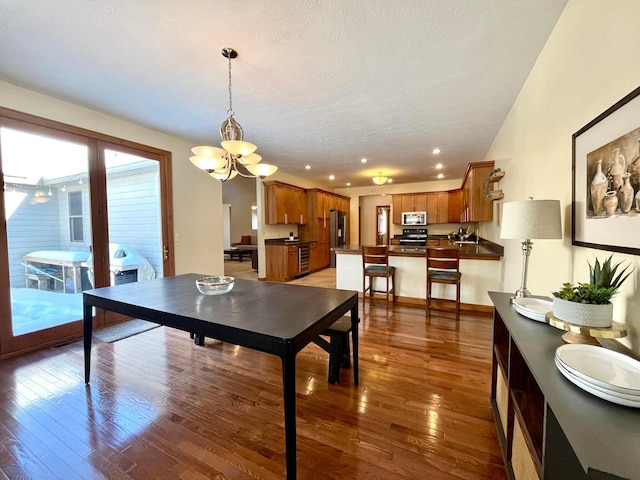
265, 245, 299, 282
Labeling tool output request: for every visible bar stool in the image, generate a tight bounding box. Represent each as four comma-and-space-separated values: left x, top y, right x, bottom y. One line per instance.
362, 245, 396, 305
426, 247, 461, 320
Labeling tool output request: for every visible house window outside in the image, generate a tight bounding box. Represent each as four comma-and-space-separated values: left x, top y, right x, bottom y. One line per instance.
68, 191, 83, 241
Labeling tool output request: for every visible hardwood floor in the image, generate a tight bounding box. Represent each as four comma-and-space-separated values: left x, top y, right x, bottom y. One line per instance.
0, 268, 507, 479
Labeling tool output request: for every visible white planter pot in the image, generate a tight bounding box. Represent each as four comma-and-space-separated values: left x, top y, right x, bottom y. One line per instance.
552, 297, 613, 328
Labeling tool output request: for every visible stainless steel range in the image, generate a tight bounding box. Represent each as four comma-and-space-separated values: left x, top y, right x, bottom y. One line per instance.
399, 228, 427, 246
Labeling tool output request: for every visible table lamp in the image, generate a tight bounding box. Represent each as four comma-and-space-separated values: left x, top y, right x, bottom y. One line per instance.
500, 198, 562, 298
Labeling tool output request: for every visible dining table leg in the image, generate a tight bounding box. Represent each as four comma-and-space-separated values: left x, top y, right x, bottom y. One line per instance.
281, 347, 297, 479
83, 301, 93, 384
351, 304, 359, 386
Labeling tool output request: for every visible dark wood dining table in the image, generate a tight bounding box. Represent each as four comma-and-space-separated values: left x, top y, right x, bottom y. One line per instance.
83, 273, 359, 480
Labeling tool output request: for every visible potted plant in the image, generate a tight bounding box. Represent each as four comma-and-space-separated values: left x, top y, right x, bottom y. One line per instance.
552, 255, 632, 327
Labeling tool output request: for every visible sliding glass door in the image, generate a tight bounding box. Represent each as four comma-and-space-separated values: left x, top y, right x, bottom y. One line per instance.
0, 111, 174, 357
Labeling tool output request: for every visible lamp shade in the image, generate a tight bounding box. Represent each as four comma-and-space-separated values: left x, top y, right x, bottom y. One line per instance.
500, 199, 562, 240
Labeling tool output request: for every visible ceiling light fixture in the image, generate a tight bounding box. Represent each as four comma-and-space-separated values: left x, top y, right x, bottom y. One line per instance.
372, 171, 389, 185
435, 163, 443, 169
305, 165, 311, 170
189, 48, 277, 182
433, 148, 441, 154
437, 173, 444, 179
329, 175, 335, 180
361, 158, 367, 163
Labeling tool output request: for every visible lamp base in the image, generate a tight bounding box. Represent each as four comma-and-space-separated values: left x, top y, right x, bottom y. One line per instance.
510, 287, 532, 303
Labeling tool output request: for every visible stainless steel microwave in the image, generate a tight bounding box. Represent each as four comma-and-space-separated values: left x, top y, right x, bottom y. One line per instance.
401, 211, 427, 226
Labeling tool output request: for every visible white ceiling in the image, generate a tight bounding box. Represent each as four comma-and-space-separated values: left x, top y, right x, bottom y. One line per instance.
0, 0, 567, 187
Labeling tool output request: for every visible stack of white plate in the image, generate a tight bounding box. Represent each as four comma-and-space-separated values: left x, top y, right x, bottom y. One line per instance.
512, 297, 552, 322
555, 344, 640, 408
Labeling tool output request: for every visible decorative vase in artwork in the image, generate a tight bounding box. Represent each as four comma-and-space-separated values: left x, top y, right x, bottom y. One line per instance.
590, 159, 608, 216
604, 191, 618, 216
629, 138, 640, 197
618, 173, 634, 213
609, 147, 626, 191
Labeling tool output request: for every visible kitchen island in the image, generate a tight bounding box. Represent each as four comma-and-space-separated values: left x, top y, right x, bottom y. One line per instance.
334, 240, 503, 310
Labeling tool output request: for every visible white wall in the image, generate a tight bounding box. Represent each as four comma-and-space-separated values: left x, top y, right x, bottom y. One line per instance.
0, 80, 225, 276
483, 0, 640, 353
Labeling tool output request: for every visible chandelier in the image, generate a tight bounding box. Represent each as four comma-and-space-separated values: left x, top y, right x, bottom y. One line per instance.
372, 171, 390, 185
190, 48, 277, 181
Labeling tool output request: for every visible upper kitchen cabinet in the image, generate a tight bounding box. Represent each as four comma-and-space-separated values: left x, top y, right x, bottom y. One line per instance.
447, 189, 463, 223
460, 161, 494, 222
392, 193, 428, 224
264, 181, 307, 225
426, 192, 449, 224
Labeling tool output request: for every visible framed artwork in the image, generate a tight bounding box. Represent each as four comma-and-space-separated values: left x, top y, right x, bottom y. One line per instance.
572, 85, 640, 256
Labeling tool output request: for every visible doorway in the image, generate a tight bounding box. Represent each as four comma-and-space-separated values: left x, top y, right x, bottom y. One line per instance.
376, 206, 390, 246
0, 111, 174, 357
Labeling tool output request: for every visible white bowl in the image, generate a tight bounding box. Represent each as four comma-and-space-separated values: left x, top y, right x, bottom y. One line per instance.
196, 276, 235, 295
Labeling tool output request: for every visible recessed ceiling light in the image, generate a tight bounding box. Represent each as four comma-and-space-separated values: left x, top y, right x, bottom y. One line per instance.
437, 173, 444, 179
346, 182, 351, 186
435, 163, 443, 169
305, 165, 311, 170
433, 148, 441, 155
361, 158, 367, 163
329, 175, 335, 180
388, 179, 393, 183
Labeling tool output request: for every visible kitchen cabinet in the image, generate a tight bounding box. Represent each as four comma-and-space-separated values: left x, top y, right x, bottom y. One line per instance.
265, 244, 299, 281
461, 162, 494, 222
264, 181, 306, 225
392, 193, 427, 224
309, 241, 319, 272
299, 189, 350, 268
447, 189, 463, 223
426, 192, 449, 224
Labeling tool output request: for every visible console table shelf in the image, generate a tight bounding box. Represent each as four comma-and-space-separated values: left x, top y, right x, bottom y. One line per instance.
489, 292, 639, 480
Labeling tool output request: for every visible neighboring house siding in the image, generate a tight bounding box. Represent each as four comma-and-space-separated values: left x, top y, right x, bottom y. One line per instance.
6, 191, 64, 287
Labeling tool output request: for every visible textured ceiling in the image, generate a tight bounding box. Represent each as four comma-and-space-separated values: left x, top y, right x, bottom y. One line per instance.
0, 1, 567, 187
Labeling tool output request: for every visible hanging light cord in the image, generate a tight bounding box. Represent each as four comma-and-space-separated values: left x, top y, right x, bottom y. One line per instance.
227, 51, 234, 118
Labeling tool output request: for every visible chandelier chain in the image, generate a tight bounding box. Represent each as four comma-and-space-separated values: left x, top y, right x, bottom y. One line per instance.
227, 54, 234, 117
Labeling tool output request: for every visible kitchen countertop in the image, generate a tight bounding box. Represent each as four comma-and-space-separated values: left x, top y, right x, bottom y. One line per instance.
265, 239, 315, 245
334, 239, 503, 260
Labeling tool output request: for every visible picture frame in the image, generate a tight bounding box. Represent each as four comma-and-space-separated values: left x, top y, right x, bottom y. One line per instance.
572, 85, 640, 256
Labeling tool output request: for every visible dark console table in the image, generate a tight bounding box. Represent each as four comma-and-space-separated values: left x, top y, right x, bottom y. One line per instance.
489, 292, 639, 480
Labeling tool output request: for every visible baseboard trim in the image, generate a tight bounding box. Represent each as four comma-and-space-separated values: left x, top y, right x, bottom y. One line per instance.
359, 293, 493, 315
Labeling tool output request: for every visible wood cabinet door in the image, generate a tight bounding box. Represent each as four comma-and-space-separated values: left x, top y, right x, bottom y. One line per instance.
401, 195, 415, 213
309, 242, 318, 271
287, 245, 298, 279
392, 195, 403, 224
414, 194, 427, 212
436, 192, 448, 223
427, 193, 438, 223
316, 192, 326, 218
447, 189, 463, 223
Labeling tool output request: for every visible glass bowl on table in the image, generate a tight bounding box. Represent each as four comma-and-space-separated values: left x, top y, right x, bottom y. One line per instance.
196, 276, 235, 295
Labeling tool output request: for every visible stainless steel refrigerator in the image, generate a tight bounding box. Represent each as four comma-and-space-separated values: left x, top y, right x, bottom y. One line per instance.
330, 210, 347, 267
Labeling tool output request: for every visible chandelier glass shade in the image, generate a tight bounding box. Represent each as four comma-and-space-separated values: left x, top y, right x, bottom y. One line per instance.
372, 172, 389, 185
190, 48, 277, 181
